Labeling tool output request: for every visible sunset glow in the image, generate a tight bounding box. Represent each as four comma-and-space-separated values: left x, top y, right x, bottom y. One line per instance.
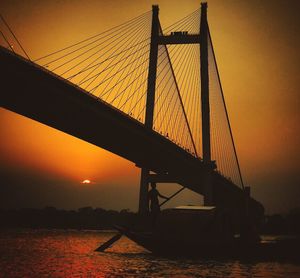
0, 0, 299, 213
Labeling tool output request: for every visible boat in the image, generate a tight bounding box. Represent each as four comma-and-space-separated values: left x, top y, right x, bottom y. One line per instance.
115, 205, 253, 256
114, 206, 299, 261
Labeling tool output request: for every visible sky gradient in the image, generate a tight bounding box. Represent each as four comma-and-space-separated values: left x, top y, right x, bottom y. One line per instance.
0, 0, 299, 213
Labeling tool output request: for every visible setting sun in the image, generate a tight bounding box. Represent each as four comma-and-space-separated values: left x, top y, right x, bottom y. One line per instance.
82, 179, 91, 184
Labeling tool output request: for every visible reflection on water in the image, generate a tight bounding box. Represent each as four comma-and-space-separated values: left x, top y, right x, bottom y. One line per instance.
0, 230, 299, 277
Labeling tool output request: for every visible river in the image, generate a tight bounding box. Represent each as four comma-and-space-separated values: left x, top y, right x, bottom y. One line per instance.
0, 230, 299, 277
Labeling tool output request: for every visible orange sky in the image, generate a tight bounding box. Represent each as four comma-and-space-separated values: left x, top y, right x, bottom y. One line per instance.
0, 0, 299, 213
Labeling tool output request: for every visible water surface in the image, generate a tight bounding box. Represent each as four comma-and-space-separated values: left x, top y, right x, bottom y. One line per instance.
0, 230, 299, 277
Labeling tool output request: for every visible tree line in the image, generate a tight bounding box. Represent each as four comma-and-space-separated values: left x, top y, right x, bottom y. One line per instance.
0, 206, 299, 234
0, 206, 137, 230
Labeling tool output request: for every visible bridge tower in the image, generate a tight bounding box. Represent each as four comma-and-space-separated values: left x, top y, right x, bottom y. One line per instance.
138, 3, 214, 213
139, 5, 160, 214
200, 3, 213, 206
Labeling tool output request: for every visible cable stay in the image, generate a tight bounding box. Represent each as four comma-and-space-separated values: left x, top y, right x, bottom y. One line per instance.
158, 25, 198, 157
0, 14, 31, 60
207, 26, 244, 189
34, 11, 151, 62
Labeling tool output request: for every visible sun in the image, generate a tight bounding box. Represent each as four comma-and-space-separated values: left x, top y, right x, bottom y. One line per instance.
81, 179, 91, 184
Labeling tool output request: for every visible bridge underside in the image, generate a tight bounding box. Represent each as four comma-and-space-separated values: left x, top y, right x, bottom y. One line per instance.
0, 47, 264, 222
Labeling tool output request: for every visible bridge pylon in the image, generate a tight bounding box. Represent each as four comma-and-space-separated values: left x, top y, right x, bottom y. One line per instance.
138, 3, 214, 213
200, 3, 213, 206
139, 5, 160, 214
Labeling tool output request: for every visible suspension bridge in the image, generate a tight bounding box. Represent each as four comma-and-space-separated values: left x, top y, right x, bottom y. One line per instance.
0, 3, 263, 225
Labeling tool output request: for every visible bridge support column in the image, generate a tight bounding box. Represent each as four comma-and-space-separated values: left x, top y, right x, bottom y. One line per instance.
200, 3, 213, 206
139, 168, 149, 214
200, 2, 211, 164
203, 163, 214, 206
139, 5, 159, 215
144, 5, 159, 128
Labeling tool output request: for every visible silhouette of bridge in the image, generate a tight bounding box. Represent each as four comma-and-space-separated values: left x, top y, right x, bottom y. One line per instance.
0, 3, 263, 222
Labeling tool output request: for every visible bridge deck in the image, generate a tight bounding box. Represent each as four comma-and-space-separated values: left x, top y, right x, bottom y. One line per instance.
0, 47, 263, 217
